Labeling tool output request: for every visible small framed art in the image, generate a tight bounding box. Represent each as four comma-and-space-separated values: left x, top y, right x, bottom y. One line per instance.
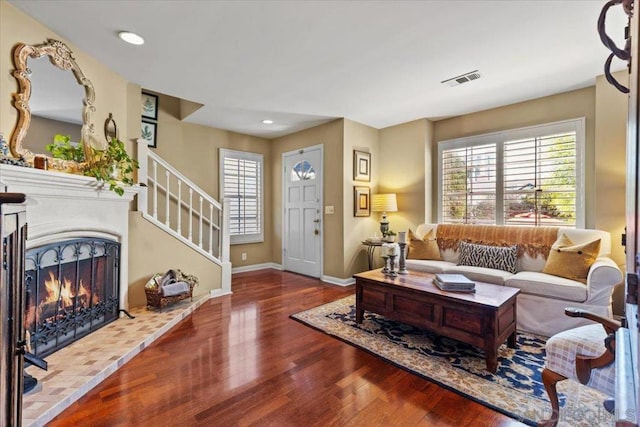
354, 186, 370, 217
353, 150, 371, 181
141, 92, 159, 120
141, 120, 157, 148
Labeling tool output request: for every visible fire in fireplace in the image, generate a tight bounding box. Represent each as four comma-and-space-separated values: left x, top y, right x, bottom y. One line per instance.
24, 238, 121, 358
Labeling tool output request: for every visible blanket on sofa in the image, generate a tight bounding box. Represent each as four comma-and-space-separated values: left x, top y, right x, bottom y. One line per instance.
436, 224, 558, 258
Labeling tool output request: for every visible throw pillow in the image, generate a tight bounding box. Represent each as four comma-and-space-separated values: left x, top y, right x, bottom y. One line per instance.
407, 229, 442, 260
542, 234, 601, 284
457, 241, 518, 273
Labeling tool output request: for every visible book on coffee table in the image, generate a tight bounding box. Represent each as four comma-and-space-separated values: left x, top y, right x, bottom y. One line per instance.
433, 274, 476, 292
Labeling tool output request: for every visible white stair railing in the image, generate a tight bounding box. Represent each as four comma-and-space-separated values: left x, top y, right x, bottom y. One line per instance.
135, 139, 229, 267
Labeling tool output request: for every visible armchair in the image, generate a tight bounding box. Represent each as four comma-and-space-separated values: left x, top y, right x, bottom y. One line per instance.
540, 308, 621, 426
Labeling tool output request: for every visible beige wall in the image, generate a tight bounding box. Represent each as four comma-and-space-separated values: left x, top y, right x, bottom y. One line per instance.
148, 91, 273, 268
272, 119, 345, 278
432, 84, 627, 269
128, 212, 221, 307
433, 87, 597, 226
595, 70, 628, 269
343, 119, 379, 275
379, 119, 433, 233
0, 2, 129, 157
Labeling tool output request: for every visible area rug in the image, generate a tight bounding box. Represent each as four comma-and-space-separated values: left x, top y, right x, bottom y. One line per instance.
291, 295, 613, 427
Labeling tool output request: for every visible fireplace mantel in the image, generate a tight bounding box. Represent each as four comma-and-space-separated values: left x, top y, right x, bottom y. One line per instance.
0, 164, 137, 309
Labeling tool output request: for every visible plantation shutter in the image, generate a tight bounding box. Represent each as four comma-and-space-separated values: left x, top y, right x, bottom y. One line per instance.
503, 132, 576, 226
441, 143, 497, 223
220, 149, 264, 244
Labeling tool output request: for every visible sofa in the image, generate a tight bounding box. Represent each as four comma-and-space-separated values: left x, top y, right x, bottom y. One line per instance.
404, 223, 623, 337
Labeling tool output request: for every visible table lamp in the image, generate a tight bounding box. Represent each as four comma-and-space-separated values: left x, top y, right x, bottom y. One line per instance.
371, 193, 398, 236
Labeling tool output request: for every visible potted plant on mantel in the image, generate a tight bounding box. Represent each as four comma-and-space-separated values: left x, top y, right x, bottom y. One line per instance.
47, 134, 139, 196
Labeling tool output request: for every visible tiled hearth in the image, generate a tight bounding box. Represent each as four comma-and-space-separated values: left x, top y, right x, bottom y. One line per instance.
22, 295, 209, 426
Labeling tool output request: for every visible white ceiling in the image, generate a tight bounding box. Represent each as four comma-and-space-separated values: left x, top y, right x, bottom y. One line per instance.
9, 0, 629, 139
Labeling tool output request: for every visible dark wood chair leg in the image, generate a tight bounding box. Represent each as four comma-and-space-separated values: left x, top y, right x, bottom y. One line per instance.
539, 368, 566, 427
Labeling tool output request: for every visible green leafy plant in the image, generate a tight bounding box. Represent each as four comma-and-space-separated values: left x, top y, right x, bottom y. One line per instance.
46, 134, 85, 162
83, 137, 139, 196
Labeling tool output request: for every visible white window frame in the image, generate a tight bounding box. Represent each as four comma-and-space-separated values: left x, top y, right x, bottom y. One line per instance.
437, 118, 585, 227
219, 148, 264, 244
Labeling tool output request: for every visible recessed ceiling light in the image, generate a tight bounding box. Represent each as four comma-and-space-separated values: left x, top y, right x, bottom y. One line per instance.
262, 119, 274, 124
118, 31, 145, 46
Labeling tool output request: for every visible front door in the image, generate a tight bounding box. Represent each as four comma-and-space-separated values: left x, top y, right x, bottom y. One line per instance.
283, 145, 323, 278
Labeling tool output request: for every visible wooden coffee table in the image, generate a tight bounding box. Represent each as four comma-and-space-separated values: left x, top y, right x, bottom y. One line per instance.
353, 269, 519, 373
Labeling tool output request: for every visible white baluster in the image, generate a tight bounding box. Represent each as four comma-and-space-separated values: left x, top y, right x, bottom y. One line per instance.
165, 170, 170, 227
153, 161, 158, 219
209, 204, 214, 255
188, 188, 193, 242
177, 180, 182, 236
199, 196, 203, 248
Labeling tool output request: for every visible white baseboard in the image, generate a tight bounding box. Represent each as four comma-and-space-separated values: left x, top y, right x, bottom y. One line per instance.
209, 289, 233, 298
231, 264, 354, 286
321, 275, 355, 286
232, 262, 283, 274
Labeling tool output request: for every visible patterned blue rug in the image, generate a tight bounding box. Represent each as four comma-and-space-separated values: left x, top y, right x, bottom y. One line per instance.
291, 295, 612, 427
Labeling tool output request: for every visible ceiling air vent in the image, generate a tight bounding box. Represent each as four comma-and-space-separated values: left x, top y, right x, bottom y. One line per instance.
441, 70, 481, 87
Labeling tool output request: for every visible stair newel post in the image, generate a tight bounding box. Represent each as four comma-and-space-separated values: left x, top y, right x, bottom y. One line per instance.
135, 138, 148, 212
221, 198, 230, 264
152, 160, 158, 219
198, 196, 203, 248
177, 180, 182, 235
188, 188, 193, 242
165, 170, 170, 227
209, 203, 214, 255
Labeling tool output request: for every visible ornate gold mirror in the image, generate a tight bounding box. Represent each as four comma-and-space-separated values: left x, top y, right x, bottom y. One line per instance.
10, 38, 95, 171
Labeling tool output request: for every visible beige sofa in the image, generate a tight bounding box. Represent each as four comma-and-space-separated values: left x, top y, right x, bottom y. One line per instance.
405, 223, 623, 337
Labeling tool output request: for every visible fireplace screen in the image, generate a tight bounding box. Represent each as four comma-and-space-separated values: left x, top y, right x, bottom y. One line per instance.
24, 238, 120, 359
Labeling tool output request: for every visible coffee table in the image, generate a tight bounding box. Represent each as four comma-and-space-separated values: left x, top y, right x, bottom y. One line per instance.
353, 269, 519, 373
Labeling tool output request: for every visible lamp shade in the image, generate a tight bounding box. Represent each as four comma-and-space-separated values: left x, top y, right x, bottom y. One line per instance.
371, 193, 398, 213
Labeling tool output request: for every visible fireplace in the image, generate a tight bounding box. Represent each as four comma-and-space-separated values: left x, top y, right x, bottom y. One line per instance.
24, 238, 121, 359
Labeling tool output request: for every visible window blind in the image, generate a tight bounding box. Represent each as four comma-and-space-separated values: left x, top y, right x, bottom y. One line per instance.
220, 149, 263, 243
503, 132, 576, 226
441, 143, 496, 223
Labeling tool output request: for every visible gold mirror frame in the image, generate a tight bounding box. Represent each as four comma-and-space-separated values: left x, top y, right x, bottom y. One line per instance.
10, 38, 95, 171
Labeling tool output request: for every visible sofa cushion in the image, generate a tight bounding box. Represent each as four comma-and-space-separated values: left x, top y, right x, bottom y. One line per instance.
442, 265, 514, 285
505, 271, 587, 302
543, 234, 600, 284
405, 259, 453, 274
457, 241, 518, 273
407, 229, 441, 260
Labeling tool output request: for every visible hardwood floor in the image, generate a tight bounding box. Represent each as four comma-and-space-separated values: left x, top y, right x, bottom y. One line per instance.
47, 270, 525, 426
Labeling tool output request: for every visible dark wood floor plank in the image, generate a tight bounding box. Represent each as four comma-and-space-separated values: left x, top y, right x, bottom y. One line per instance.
47, 269, 526, 426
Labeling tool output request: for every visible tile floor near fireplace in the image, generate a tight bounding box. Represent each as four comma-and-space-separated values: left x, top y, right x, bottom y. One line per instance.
22, 295, 210, 427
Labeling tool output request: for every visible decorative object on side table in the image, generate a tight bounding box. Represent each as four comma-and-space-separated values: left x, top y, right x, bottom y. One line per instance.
371, 193, 398, 236
397, 231, 408, 274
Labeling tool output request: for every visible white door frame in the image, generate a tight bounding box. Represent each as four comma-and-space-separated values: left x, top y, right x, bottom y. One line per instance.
282, 144, 323, 277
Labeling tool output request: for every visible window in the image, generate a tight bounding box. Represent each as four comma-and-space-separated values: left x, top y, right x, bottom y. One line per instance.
438, 118, 584, 227
220, 149, 264, 244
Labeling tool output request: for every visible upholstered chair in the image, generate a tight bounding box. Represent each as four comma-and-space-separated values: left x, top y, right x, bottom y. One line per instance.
540, 308, 621, 427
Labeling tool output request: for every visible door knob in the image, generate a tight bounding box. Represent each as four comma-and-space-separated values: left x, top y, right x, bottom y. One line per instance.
314, 229, 320, 235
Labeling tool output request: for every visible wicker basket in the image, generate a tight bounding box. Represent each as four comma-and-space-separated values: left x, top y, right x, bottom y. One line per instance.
145, 269, 199, 309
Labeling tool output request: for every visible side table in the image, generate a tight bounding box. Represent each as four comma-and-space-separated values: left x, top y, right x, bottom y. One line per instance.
362, 240, 384, 270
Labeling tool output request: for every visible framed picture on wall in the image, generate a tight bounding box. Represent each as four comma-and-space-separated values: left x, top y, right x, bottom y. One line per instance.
353, 150, 371, 181
141, 120, 157, 148
141, 92, 158, 120
354, 186, 370, 217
